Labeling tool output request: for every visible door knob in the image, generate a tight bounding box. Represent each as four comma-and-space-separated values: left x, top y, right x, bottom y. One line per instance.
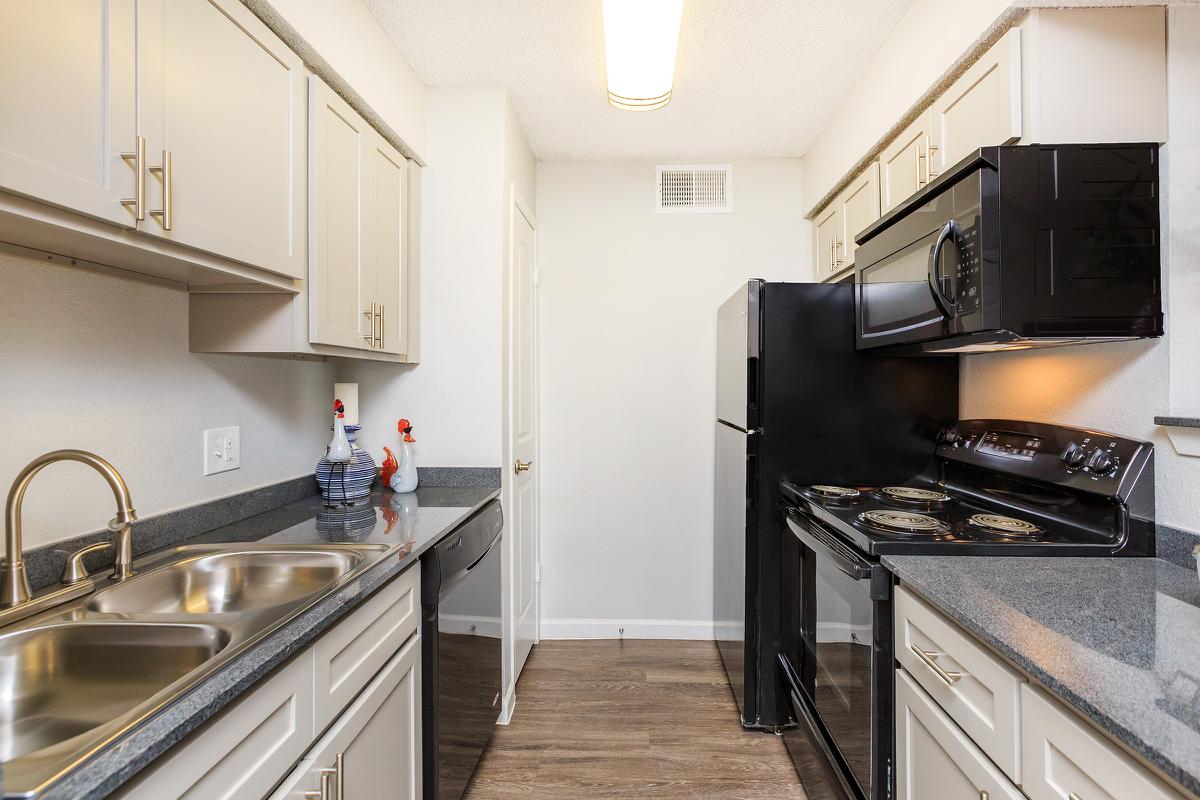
514, 459, 532, 474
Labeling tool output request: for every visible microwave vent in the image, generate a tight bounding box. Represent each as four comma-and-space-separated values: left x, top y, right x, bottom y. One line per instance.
656, 165, 733, 213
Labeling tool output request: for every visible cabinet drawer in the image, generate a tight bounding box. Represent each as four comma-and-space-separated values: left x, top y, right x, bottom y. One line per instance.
270, 632, 422, 800
313, 563, 420, 730
897, 668, 1024, 800
895, 586, 1024, 782
1021, 684, 1184, 800
115, 650, 315, 800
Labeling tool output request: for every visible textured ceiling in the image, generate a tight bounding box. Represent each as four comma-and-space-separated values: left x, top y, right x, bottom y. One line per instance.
362, 0, 912, 161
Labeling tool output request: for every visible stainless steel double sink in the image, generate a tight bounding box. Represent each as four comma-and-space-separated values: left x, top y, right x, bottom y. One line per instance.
0, 542, 391, 796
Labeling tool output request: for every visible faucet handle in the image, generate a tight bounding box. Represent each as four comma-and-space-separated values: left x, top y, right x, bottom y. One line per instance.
62, 541, 113, 585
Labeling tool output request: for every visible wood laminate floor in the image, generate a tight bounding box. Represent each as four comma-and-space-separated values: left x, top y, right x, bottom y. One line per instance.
463, 640, 808, 799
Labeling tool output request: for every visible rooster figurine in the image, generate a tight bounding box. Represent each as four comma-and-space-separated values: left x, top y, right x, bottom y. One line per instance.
389, 418, 419, 493
379, 447, 399, 488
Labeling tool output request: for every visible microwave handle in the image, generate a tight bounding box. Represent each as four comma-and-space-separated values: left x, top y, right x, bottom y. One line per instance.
927, 219, 959, 319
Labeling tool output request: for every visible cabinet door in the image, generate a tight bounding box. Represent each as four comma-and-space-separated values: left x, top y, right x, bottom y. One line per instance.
814, 204, 843, 281
309, 78, 372, 351
1021, 684, 1184, 800
896, 668, 1024, 800
839, 163, 880, 270
0, 1, 138, 226
138, 0, 306, 278
879, 112, 933, 213
931, 29, 1021, 175
271, 633, 422, 800
368, 134, 409, 356
114, 651, 315, 800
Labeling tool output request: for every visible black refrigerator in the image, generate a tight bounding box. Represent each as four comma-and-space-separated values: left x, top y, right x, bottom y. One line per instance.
714, 280, 958, 729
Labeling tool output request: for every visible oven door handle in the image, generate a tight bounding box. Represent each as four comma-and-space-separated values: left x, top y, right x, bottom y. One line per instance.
786, 514, 873, 581
927, 219, 959, 320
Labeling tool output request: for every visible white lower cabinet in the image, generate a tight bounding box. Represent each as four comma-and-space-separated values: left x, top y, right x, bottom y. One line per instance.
270, 632, 422, 800
114, 565, 422, 800
115, 651, 316, 800
897, 586, 1189, 800
896, 667, 1024, 800
1021, 684, 1183, 800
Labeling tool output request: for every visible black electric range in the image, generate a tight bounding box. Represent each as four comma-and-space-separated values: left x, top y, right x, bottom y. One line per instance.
776, 419, 1155, 800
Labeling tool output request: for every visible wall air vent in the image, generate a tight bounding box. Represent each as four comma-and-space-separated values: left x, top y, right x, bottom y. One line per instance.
655, 165, 733, 213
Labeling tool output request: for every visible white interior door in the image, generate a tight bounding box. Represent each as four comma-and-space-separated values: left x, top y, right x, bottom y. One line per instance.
509, 197, 539, 690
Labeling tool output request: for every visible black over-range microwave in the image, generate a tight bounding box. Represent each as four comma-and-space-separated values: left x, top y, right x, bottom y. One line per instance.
854, 143, 1163, 354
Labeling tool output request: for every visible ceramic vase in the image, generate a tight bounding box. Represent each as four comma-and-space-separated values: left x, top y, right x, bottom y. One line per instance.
316, 425, 377, 502
389, 440, 419, 493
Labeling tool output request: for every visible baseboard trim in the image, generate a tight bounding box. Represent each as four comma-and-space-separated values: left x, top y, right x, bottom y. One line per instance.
540, 618, 716, 640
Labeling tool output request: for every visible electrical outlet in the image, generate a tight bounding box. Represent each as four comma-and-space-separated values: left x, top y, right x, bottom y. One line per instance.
203, 426, 240, 475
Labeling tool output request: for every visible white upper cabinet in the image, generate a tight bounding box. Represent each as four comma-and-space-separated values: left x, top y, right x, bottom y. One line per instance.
308, 76, 413, 358
813, 204, 843, 281
879, 112, 934, 214
0, 1, 138, 227
138, 0, 307, 279
369, 138, 409, 356
930, 29, 1022, 176
839, 163, 880, 270
309, 78, 371, 351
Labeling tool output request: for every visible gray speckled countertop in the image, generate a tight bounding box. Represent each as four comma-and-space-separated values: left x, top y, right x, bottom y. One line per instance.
883, 555, 1200, 796
22, 485, 499, 800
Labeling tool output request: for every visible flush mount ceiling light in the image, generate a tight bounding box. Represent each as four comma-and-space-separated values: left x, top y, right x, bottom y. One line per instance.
602, 0, 685, 111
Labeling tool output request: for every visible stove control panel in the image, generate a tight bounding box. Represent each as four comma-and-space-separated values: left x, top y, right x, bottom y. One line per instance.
936, 419, 1152, 501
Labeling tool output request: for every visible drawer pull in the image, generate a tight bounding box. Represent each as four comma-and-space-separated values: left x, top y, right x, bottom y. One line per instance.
980, 793, 988, 800
911, 642, 963, 686
1069, 795, 1082, 800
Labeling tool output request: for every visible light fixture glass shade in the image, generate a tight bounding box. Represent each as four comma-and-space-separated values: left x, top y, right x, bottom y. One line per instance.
602, 0, 684, 111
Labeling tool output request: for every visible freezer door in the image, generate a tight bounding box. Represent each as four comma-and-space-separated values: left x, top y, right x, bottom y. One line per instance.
714, 419, 752, 720
717, 281, 759, 430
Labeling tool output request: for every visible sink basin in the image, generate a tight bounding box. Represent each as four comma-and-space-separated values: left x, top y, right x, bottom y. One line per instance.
0, 622, 229, 762
86, 548, 366, 615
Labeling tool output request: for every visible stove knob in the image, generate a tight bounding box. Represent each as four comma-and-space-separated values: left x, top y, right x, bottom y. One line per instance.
1060, 442, 1087, 468
938, 429, 961, 445
1084, 447, 1115, 474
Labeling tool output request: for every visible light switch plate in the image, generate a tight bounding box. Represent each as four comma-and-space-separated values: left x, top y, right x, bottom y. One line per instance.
203, 426, 240, 475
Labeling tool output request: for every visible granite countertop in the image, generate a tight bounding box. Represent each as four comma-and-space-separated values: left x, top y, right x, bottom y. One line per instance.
883, 555, 1200, 797
34, 485, 499, 800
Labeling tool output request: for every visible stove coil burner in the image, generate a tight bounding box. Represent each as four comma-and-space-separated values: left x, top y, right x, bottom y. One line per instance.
879, 486, 953, 505
808, 485, 862, 500
858, 509, 944, 534
966, 513, 1043, 539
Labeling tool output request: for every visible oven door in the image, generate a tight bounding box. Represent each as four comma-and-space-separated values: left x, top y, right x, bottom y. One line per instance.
856, 169, 987, 351
787, 512, 894, 800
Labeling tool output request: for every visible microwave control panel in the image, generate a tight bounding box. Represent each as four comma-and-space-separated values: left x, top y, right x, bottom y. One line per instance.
951, 220, 982, 314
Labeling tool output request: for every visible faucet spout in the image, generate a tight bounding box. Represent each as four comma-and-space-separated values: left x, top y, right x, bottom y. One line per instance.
3, 450, 138, 607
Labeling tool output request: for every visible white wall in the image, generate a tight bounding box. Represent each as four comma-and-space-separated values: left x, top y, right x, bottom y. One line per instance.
267, 0, 428, 160
964, 6, 1200, 534
0, 251, 334, 549
342, 88, 509, 466
536, 159, 808, 638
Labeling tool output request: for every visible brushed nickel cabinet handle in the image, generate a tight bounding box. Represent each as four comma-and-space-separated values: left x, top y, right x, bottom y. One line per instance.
376, 304, 385, 347
120, 135, 146, 220
926, 136, 940, 183
148, 150, 172, 230
980, 792, 988, 800
910, 642, 963, 686
917, 141, 927, 188
363, 304, 377, 347
1068, 794, 1082, 800
304, 768, 334, 800
335, 753, 344, 800
833, 240, 843, 267
515, 459, 532, 474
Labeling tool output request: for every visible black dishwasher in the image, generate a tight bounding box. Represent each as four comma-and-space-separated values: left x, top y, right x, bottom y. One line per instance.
421, 499, 503, 800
